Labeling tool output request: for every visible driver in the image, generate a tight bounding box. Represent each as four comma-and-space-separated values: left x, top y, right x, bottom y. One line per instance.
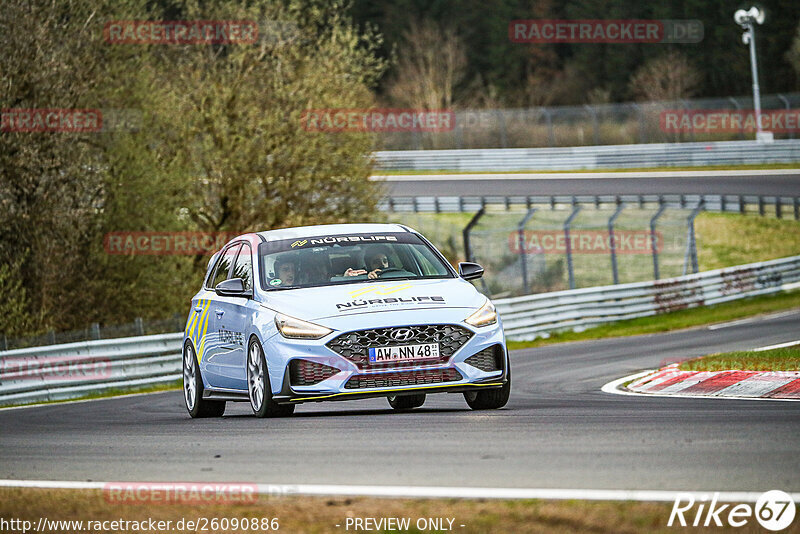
364, 247, 391, 279
342, 247, 391, 279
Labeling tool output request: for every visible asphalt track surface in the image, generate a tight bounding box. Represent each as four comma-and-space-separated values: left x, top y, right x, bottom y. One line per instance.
1, 310, 799, 492
378, 170, 800, 197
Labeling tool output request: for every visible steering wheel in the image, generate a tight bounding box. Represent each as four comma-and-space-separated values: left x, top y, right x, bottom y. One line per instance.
376, 268, 409, 278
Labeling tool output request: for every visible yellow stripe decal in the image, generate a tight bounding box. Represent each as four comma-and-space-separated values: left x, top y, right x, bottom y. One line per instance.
190, 299, 202, 356
196, 299, 209, 342
290, 382, 504, 402
187, 300, 201, 341
349, 283, 412, 299
197, 300, 212, 363
189, 300, 202, 353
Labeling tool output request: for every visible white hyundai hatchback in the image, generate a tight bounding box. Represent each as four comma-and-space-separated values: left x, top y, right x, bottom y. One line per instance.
182, 223, 510, 418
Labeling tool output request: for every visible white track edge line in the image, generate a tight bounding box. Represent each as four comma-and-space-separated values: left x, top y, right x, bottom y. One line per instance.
753, 339, 800, 351
707, 309, 800, 330
0, 479, 796, 503
371, 169, 800, 181
602, 370, 800, 402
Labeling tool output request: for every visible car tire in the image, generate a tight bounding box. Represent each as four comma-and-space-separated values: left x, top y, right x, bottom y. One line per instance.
183, 342, 226, 418
387, 394, 426, 411
247, 338, 295, 418
464, 365, 511, 410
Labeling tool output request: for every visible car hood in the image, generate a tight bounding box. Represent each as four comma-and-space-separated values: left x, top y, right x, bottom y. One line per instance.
260, 278, 486, 322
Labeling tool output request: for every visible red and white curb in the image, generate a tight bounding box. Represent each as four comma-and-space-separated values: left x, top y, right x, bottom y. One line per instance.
604, 365, 800, 401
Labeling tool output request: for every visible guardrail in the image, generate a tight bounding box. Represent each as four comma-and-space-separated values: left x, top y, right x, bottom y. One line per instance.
495, 255, 800, 340
373, 139, 800, 171
0, 333, 182, 406
1, 254, 798, 405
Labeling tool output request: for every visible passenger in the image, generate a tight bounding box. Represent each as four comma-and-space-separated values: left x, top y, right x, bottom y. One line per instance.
342, 266, 368, 277
303, 254, 332, 285
273, 257, 297, 286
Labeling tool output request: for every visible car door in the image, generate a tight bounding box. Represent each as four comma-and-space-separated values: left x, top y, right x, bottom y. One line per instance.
212, 242, 254, 391
201, 243, 240, 389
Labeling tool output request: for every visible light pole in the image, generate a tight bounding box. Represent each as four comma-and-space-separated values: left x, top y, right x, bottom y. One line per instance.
734, 7, 769, 141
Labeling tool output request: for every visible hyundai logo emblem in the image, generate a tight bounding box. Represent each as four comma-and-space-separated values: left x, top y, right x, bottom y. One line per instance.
390, 328, 415, 342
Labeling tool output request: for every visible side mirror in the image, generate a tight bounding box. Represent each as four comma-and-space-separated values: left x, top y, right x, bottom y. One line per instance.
215, 278, 252, 298
458, 262, 484, 281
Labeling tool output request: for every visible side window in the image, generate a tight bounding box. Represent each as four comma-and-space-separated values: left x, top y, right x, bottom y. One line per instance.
203, 253, 219, 288
231, 243, 253, 290
210, 244, 240, 288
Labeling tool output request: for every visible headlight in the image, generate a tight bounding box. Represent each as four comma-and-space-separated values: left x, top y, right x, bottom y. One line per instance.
464, 299, 497, 327
274, 312, 332, 339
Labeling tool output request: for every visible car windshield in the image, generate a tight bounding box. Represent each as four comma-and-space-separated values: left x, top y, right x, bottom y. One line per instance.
258, 232, 453, 290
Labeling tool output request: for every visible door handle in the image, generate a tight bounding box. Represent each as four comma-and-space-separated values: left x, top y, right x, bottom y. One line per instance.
194, 306, 203, 313
215, 309, 224, 318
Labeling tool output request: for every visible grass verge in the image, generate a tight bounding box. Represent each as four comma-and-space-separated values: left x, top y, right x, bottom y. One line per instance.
0, 488, 707, 534
0, 380, 181, 409
696, 212, 800, 270
679, 347, 800, 372
507, 289, 800, 350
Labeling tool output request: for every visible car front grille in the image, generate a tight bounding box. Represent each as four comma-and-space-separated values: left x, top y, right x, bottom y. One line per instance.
344, 368, 463, 390
464, 345, 502, 372
326, 324, 474, 369
289, 359, 341, 386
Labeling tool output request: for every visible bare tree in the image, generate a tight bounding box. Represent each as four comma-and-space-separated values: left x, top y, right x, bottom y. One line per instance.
629, 51, 700, 102
786, 20, 800, 82
387, 19, 467, 111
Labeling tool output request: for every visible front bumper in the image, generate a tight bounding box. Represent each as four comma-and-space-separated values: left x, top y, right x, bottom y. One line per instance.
264, 312, 507, 405
274, 379, 507, 404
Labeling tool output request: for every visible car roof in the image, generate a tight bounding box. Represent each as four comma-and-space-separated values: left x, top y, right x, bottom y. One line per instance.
253, 223, 414, 242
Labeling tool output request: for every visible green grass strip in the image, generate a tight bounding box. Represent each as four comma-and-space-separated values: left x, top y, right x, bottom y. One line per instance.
679, 347, 800, 372
0, 379, 181, 409
507, 289, 800, 350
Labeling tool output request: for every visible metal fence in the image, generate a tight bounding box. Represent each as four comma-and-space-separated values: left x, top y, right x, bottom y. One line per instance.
373, 139, 800, 171
376, 93, 800, 151
495, 254, 800, 341
466, 204, 696, 297
2, 255, 798, 406
386, 194, 800, 298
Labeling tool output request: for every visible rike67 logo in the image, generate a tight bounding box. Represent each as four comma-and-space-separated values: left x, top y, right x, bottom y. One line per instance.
669, 490, 796, 530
